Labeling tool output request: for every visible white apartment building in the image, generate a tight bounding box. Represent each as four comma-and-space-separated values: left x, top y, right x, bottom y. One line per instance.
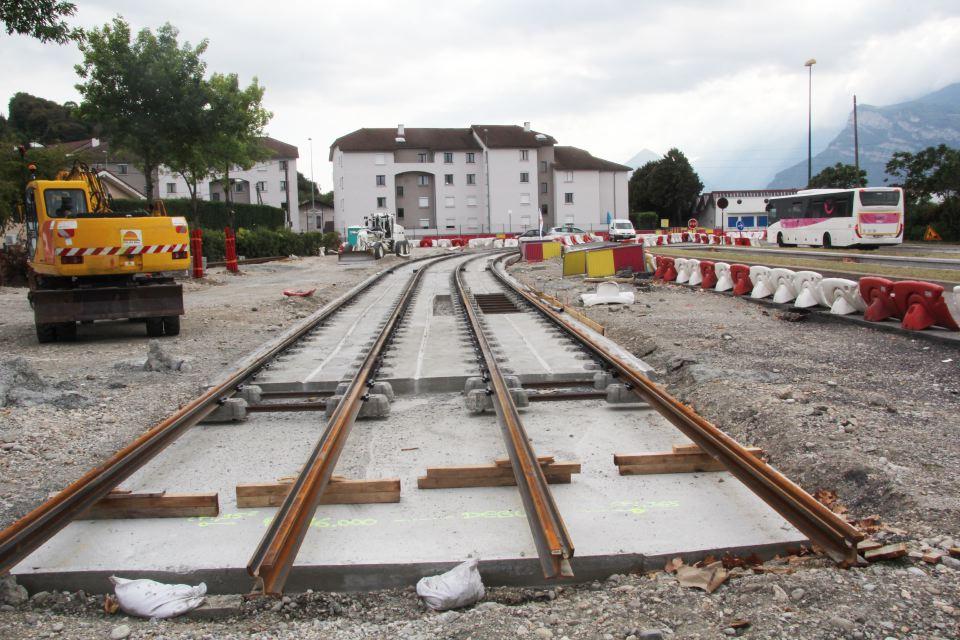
330, 124, 630, 235
60, 137, 300, 229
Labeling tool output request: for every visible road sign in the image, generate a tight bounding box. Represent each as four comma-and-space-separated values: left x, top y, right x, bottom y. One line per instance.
688, 218, 698, 230
717, 197, 729, 210
736, 220, 745, 232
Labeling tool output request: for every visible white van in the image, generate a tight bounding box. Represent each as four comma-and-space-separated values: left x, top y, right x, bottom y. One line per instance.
608, 218, 636, 241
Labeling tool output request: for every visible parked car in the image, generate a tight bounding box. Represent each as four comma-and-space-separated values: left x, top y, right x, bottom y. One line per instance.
608, 218, 636, 241
516, 229, 544, 239
545, 225, 587, 237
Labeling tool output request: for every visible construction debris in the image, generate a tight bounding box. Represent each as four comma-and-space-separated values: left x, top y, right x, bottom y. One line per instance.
415, 558, 485, 611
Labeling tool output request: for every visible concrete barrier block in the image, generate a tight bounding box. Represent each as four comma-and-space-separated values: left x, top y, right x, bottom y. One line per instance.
465, 388, 493, 413
606, 384, 639, 404
201, 398, 247, 424
594, 371, 615, 390
236, 385, 262, 404
369, 381, 395, 401
502, 375, 521, 389
324, 393, 391, 419
464, 377, 486, 393
510, 388, 529, 408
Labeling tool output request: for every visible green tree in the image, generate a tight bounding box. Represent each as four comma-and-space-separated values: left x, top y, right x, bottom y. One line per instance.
7, 92, 92, 144
297, 171, 321, 204
628, 148, 702, 225
808, 162, 867, 189
886, 144, 960, 205
75, 18, 209, 208
167, 73, 271, 226
0, 145, 70, 230
0, 0, 81, 43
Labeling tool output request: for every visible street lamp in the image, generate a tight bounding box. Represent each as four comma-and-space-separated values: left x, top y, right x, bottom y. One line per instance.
804, 58, 816, 185
308, 137, 318, 230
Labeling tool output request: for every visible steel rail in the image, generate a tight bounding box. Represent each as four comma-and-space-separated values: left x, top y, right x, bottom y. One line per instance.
0, 257, 428, 577
453, 256, 575, 578
247, 255, 451, 594
492, 253, 864, 565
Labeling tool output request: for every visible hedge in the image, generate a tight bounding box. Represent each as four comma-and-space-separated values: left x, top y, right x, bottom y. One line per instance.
631, 211, 659, 230
111, 198, 286, 230
198, 228, 341, 261
904, 200, 960, 242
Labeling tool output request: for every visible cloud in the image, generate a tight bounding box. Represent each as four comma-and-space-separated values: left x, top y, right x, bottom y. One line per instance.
1, 0, 958, 189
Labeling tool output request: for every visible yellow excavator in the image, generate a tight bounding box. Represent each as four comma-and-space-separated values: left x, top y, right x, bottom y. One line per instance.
21, 158, 191, 342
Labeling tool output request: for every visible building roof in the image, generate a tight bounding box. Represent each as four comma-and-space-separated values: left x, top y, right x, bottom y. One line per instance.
52, 136, 298, 161
470, 125, 556, 148
97, 170, 145, 199
553, 146, 632, 172
705, 189, 799, 198
330, 128, 482, 158
260, 136, 299, 159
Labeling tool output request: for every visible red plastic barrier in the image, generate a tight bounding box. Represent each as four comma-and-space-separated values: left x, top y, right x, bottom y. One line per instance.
419, 238, 433, 248
522, 241, 544, 262
730, 264, 752, 296
654, 255, 674, 280
663, 256, 678, 281
452, 237, 466, 247
224, 226, 238, 273
699, 260, 717, 289
860, 276, 897, 322
681, 232, 689, 242
891, 281, 960, 331
190, 229, 204, 279
612, 244, 646, 274
656, 236, 665, 246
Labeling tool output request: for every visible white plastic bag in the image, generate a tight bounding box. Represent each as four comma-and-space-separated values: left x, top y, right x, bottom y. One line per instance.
416, 559, 485, 611
109, 576, 206, 619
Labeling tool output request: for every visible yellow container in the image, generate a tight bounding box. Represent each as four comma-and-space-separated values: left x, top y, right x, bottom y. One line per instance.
585, 249, 615, 278
542, 241, 562, 260
562, 250, 586, 276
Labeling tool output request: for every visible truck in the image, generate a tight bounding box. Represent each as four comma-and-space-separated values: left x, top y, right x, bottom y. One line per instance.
338, 211, 411, 263
607, 218, 637, 241
20, 159, 191, 342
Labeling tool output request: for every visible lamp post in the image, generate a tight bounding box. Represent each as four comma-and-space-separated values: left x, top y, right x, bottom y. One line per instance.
308, 137, 318, 230
804, 58, 816, 186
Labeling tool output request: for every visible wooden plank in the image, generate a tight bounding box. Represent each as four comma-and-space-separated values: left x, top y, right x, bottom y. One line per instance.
495, 456, 555, 468
615, 448, 763, 475
864, 542, 908, 562
236, 478, 400, 508
857, 539, 883, 553
536, 290, 605, 336
75, 492, 219, 520
424, 461, 580, 479
418, 473, 572, 490
671, 443, 702, 454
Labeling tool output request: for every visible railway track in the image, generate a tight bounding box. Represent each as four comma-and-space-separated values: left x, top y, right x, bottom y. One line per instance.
1, 249, 864, 596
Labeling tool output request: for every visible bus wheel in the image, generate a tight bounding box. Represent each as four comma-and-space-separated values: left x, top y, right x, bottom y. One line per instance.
823, 233, 832, 248
777, 232, 786, 247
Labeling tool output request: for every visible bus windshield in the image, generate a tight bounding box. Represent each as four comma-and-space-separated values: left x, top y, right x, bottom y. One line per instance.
44, 189, 89, 218
859, 191, 900, 207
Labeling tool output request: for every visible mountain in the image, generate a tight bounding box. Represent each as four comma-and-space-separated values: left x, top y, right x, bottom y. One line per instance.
625, 148, 661, 169
767, 83, 960, 188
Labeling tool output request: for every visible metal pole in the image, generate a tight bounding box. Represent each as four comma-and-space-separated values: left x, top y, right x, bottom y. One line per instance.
853, 95, 860, 183
309, 137, 316, 229
805, 59, 816, 185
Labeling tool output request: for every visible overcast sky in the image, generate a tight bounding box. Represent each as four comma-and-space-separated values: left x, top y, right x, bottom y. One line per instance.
2, 0, 958, 189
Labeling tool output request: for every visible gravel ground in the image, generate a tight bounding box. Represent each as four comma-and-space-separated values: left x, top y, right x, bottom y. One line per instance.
1, 249, 959, 639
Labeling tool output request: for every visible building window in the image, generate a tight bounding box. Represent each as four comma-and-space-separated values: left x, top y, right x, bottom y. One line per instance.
419, 218, 430, 229
235, 182, 245, 193
520, 215, 531, 227
564, 172, 573, 183
417, 152, 428, 163
443, 152, 453, 164
211, 192, 221, 201
279, 160, 288, 170
377, 197, 387, 208
339, 176, 344, 189
444, 174, 454, 185
417, 175, 430, 186
564, 214, 575, 224
520, 193, 531, 205
419, 196, 429, 208
118, 164, 128, 175
316, 216, 323, 230
376, 174, 386, 186
564, 192, 574, 204
397, 207, 405, 219
445, 196, 455, 208
396, 185, 404, 197
166, 183, 176, 194
445, 217, 456, 230
256, 181, 267, 192
758, 215, 768, 226
466, 196, 477, 206
539, 160, 547, 172
540, 182, 548, 194
280, 180, 288, 191
520, 172, 529, 183
375, 153, 385, 165
467, 217, 479, 230
520, 149, 529, 161
466, 173, 476, 185
466, 152, 475, 163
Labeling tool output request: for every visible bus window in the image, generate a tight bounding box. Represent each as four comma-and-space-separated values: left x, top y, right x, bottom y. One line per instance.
807, 199, 825, 218
788, 200, 804, 218
860, 191, 900, 206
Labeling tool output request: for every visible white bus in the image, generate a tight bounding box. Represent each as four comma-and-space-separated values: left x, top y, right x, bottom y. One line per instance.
765, 187, 903, 248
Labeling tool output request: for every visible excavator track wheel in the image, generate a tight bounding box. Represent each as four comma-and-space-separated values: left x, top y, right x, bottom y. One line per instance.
35, 323, 57, 344
146, 317, 164, 337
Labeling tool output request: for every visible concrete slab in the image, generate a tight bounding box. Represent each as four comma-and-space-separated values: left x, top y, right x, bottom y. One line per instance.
14, 392, 804, 594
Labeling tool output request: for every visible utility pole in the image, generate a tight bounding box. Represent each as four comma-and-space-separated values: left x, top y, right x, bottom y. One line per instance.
805, 58, 816, 186
853, 95, 860, 183
309, 137, 317, 230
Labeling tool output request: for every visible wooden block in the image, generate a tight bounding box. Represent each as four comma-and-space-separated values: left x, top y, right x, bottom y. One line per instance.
671, 443, 702, 454
950, 547, 960, 558
424, 461, 579, 479
495, 456, 555, 468
922, 550, 945, 564
864, 542, 908, 562
614, 448, 763, 475
857, 539, 883, 552
77, 492, 219, 520
417, 473, 572, 490
236, 478, 400, 508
